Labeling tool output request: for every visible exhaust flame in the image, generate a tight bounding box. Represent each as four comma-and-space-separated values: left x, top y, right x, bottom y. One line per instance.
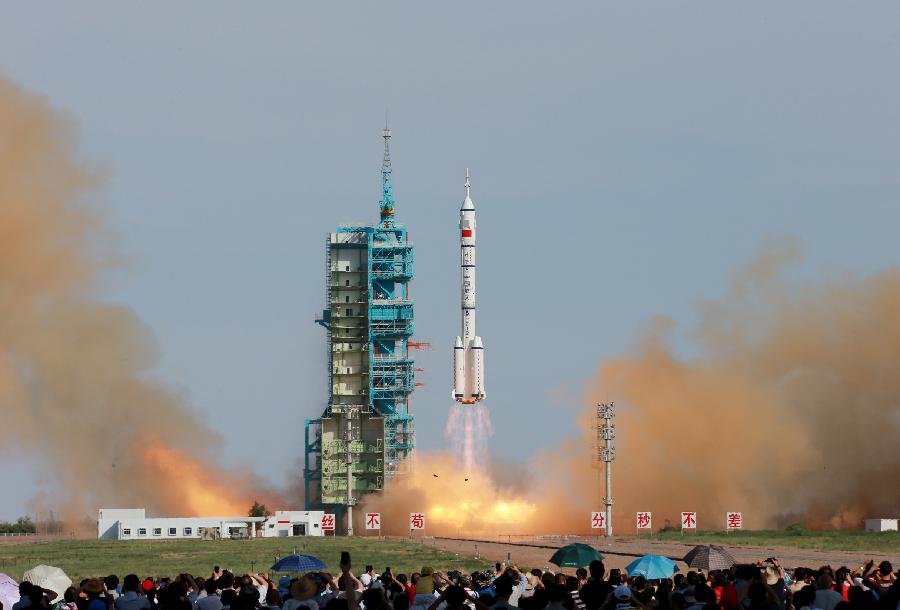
445, 404, 494, 472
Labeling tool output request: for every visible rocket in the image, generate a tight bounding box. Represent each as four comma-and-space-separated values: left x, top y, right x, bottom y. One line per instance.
453, 169, 485, 404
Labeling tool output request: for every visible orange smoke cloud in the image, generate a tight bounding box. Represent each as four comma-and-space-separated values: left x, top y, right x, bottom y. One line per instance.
140, 436, 263, 517
0, 73, 279, 521
365, 241, 900, 534
587, 240, 900, 530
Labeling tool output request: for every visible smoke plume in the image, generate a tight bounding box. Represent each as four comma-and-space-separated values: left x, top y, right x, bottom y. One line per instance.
0, 74, 278, 522
365, 240, 900, 534
588, 239, 900, 530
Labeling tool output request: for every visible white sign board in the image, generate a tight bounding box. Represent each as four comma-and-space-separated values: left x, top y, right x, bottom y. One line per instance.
365, 513, 381, 530
321, 513, 336, 532
636, 511, 652, 530
681, 511, 697, 529
591, 511, 606, 529
726, 512, 743, 530
409, 512, 425, 530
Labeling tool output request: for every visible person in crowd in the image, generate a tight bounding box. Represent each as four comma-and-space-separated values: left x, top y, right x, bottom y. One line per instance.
194, 579, 221, 610
631, 578, 653, 608
83, 579, 110, 610
411, 569, 439, 610
105, 577, 121, 602
115, 575, 151, 610
360, 568, 377, 591
13, 582, 34, 610
285, 576, 320, 610
565, 577, 585, 610
814, 576, 843, 610
863, 562, 895, 597
492, 577, 517, 610
578, 562, 612, 610
710, 572, 737, 610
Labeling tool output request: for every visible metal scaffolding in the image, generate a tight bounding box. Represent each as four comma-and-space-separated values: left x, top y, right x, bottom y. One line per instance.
304, 128, 416, 533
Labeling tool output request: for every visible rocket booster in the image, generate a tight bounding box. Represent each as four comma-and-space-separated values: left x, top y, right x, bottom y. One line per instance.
453, 169, 485, 404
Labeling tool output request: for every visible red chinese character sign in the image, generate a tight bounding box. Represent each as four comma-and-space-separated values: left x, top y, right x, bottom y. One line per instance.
726, 512, 743, 530
409, 512, 425, 530
681, 512, 697, 529
365, 513, 381, 531
591, 512, 606, 530
636, 511, 652, 530
321, 513, 336, 532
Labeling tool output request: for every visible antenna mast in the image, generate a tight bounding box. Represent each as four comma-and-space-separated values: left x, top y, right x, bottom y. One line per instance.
379, 122, 395, 226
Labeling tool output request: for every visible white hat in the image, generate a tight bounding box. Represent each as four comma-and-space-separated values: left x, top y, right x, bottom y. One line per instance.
360, 574, 372, 587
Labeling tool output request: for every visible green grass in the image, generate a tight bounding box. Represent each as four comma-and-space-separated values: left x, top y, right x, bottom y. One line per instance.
0, 537, 489, 583
649, 530, 900, 553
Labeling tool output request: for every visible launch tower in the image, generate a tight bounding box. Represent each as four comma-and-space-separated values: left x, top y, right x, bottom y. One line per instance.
305, 127, 416, 533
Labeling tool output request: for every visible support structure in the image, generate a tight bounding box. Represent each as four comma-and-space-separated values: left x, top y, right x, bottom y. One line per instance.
597, 402, 615, 538
305, 127, 416, 533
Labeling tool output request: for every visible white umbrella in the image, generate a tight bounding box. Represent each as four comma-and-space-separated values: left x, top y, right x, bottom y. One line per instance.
23, 565, 72, 600
0, 573, 19, 610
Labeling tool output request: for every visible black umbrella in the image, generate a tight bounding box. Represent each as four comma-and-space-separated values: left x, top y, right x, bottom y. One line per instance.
683, 545, 736, 571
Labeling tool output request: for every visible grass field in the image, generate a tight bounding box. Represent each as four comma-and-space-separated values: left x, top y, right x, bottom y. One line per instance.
651, 530, 900, 553
0, 537, 489, 583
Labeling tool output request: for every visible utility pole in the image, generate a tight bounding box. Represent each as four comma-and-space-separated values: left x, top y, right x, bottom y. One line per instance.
345, 407, 358, 536
596, 402, 615, 538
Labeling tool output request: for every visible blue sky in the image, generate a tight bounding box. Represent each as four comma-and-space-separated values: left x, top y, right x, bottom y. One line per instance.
1, 2, 899, 519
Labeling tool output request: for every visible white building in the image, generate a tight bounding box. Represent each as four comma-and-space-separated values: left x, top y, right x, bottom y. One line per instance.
864, 518, 898, 532
97, 509, 325, 540
261, 511, 326, 537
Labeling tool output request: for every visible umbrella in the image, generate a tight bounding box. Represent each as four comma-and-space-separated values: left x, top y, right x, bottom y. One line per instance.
0, 574, 19, 610
549, 543, 604, 568
625, 555, 679, 579
23, 565, 71, 599
683, 545, 736, 571
271, 555, 327, 572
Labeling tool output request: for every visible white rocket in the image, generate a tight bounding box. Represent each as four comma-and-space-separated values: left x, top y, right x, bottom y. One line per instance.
453, 169, 485, 404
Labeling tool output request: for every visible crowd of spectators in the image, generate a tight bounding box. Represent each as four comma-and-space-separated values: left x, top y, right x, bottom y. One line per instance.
4, 556, 898, 610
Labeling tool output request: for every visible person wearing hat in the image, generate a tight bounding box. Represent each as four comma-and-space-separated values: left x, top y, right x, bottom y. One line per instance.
83, 579, 110, 610
284, 576, 319, 610
411, 568, 439, 610
612, 585, 646, 610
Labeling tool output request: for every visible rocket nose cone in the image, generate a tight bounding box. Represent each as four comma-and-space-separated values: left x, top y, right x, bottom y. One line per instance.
454, 336, 463, 348
472, 336, 483, 348
461, 194, 475, 211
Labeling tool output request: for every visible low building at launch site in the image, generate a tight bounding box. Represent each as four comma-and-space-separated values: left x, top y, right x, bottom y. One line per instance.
96, 508, 325, 540
304, 127, 417, 533
864, 518, 898, 532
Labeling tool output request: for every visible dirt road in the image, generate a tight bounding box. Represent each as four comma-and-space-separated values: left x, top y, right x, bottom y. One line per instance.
424, 536, 900, 574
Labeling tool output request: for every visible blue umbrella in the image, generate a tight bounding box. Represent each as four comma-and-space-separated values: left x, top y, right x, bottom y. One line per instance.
271, 555, 327, 572
625, 555, 679, 579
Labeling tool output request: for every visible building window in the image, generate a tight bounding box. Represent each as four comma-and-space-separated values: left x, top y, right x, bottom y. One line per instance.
168, 527, 177, 536
122, 528, 131, 536
346, 308, 353, 316
345, 280, 350, 286
183, 527, 193, 536
345, 295, 349, 303
138, 528, 147, 536
345, 265, 349, 271
153, 528, 162, 536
